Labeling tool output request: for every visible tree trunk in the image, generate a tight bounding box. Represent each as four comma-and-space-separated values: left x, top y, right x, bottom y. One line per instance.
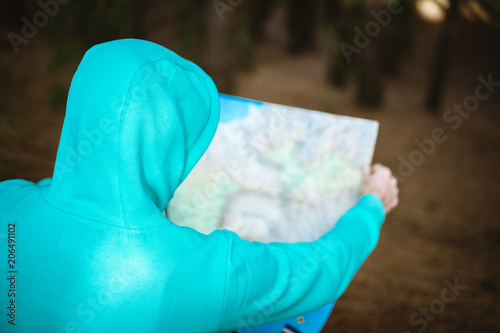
356, 38, 383, 107
249, 0, 277, 42
325, 0, 351, 88
285, 0, 318, 54
355, 1, 384, 107
201, 1, 237, 93
425, 0, 460, 113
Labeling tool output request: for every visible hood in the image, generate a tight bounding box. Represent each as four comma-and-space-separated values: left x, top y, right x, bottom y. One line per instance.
44, 39, 220, 229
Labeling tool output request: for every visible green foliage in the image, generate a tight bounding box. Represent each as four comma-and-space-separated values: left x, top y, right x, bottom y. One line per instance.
233, 17, 255, 72
49, 81, 68, 111
49, 44, 78, 71
172, 0, 206, 62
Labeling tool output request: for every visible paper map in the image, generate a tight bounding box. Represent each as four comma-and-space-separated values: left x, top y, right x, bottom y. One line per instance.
167, 94, 378, 244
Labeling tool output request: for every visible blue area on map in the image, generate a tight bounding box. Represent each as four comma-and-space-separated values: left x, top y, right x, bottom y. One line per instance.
219, 94, 264, 123
235, 303, 335, 333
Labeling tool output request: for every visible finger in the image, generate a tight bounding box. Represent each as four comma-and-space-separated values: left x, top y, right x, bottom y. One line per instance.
392, 197, 399, 209
386, 198, 398, 213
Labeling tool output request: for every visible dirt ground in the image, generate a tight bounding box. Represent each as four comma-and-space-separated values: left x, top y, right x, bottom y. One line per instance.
1, 7, 500, 333
234, 9, 500, 333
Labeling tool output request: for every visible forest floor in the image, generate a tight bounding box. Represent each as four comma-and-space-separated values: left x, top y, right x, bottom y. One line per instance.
1, 5, 500, 333
232, 8, 500, 333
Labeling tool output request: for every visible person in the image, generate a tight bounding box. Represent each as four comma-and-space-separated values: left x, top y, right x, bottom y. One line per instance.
0, 39, 398, 332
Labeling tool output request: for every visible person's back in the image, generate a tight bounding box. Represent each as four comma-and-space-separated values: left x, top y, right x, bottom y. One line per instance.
0, 39, 398, 332
1, 178, 241, 332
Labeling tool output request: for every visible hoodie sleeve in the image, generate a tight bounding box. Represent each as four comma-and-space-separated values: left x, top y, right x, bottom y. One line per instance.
217, 193, 386, 331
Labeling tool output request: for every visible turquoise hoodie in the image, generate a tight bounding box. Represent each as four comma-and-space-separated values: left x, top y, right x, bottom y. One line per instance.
0, 39, 385, 332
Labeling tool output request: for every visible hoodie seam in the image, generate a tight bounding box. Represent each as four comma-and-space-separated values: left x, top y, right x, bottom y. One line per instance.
116, 62, 141, 228
116, 58, 164, 228
116, 57, 211, 228
40, 188, 168, 232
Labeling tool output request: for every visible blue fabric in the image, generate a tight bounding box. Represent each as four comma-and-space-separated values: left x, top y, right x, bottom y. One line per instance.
0, 39, 386, 332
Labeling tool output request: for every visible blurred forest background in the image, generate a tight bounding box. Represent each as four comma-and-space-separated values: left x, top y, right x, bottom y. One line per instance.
1, 0, 500, 332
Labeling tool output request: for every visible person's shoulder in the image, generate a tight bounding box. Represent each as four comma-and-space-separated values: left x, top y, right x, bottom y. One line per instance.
0, 178, 35, 191
0, 179, 36, 210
